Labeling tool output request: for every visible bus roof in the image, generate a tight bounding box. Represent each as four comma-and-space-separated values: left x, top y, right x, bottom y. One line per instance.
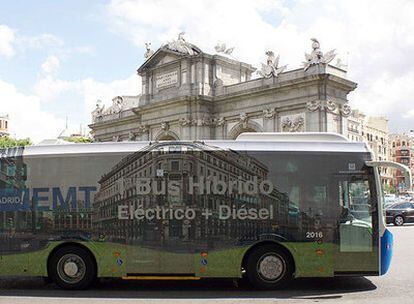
19, 133, 371, 157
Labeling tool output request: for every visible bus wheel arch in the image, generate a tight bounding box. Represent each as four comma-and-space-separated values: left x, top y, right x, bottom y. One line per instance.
241, 241, 295, 289
47, 242, 97, 289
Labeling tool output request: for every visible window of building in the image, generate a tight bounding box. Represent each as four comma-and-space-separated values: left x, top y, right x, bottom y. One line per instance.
171, 160, 180, 171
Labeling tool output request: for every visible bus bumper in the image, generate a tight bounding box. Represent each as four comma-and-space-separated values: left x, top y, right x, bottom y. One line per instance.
380, 228, 393, 275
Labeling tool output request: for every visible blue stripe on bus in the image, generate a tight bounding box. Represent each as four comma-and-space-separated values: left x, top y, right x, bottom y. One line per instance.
380, 228, 393, 275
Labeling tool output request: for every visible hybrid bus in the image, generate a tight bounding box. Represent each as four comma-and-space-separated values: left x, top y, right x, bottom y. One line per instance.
0, 133, 410, 289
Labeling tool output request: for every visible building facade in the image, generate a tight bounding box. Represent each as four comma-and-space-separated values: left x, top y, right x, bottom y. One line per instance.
0, 114, 9, 137
0, 147, 30, 234
347, 110, 392, 185
89, 36, 356, 142
389, 134, 414, 189
347, 110, 364, 143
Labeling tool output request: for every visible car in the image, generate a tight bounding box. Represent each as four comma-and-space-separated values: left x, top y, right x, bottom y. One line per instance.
385, 202, 414, 226
398, 195, 412, 203
384, 195, 398, 209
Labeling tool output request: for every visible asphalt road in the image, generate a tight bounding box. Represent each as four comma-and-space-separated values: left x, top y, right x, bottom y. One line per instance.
0, 225, 413, 304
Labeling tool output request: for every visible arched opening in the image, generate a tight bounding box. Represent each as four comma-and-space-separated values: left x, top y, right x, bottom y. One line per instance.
232, 127, 257, 139
158, 134, 177, 140
155, 130, 180, 141
228, 122, 263, 140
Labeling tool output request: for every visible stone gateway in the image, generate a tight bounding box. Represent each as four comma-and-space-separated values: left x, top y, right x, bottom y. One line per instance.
89, 35, 356, 142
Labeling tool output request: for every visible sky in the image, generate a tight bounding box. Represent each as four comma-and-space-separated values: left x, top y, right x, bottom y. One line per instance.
0, 0, 413, 143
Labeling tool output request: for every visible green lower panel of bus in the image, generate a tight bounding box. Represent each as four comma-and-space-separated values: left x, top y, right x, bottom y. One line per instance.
0, 241, 127, 277
0, 241, 335, 278
192, 242, 334, 278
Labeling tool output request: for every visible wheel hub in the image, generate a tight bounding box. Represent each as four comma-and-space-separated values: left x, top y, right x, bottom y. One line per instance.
57, 253, 86, 284
63, 261, 79, 277
258, 254, 284, 281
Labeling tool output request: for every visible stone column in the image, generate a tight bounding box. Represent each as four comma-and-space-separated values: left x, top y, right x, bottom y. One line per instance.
263, 108, 277, 132
305, 100, 323, 132
339, 103, 352, 137
212, 116, 225, 139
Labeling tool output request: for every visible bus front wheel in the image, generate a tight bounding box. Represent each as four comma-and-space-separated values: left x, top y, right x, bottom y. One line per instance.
246, 245, 293, 290
48, 245, 96, 290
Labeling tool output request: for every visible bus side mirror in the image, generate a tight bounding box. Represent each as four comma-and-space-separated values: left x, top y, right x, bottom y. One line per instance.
366, 161, 412, 192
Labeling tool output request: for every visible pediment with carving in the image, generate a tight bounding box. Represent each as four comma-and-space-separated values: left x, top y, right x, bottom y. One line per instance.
138, 49, 184, 75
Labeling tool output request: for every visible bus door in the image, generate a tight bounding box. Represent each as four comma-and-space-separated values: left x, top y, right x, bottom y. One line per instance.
125, 216, 162, 275
332, 170, 379, 274
156, 148, 195, 274
125, 146, 194, 275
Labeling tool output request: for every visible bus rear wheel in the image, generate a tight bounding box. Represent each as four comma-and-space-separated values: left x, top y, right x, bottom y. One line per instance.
49, 245, 96, 290
246, 245, 293, 290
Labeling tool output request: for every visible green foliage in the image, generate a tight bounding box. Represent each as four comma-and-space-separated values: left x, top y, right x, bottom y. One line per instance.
65, 136, 92, 143
383, 183, 396, 194
0, 136, 32, 148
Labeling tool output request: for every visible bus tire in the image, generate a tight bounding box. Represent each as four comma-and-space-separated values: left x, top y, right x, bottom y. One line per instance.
49, 245, 96, 290
246, 245, 293, 290
394, 215, 404, 226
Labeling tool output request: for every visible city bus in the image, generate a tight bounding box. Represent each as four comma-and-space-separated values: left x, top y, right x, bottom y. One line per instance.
0, 132, 410, 290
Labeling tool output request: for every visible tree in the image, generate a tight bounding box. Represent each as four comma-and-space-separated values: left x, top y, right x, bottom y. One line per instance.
65, 136, 92, 143
383, 183, 396, 194
0, 136, 32, 148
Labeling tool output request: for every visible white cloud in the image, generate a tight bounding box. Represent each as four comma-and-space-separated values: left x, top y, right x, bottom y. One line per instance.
33, 55, 79, 102
355, 71, 414, 115
81, 73, 140, 114
0, 79, 69, 143
20, 33, 64, 50
403, 110, 414, 119
32, 50, 139, 126
0, 25, 16, 58
1, 71, 138, 142
41, 55, 60, 75
105, 0, 414, 131
70, 46, 95, 55
0, 25, 104, 141
33, 76, 79, 103
0, 25, 93, 60
34, 68, 139, 118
